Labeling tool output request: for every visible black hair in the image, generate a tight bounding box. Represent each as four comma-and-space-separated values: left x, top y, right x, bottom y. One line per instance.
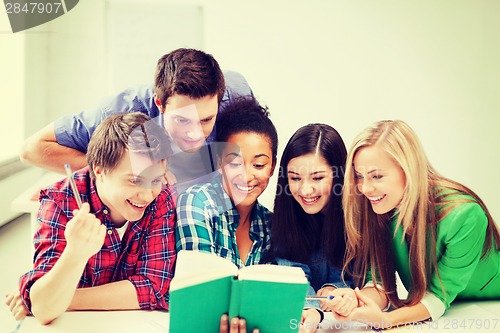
215, 97, 278, 163
270, 124, 347, 267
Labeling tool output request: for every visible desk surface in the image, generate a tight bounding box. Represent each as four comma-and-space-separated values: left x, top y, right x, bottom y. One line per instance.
17, 310, 169, 333
14, 301, 500, 333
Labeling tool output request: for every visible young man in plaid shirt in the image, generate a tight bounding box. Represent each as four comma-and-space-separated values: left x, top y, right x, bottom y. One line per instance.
6, 112, 176, 324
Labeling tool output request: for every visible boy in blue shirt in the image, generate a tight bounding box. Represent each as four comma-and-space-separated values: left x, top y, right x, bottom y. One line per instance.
20, 48, 253, 192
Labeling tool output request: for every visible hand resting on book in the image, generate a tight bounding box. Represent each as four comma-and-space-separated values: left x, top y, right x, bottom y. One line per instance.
220, 314, 259, 333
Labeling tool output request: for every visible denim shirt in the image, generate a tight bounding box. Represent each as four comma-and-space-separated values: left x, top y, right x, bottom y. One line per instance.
275, 250, 352, 309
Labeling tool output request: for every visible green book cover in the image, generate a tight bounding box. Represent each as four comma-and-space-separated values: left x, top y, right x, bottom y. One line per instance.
169, 276, 233, 333
228, 279, 308, 332
169, 251, 308, 333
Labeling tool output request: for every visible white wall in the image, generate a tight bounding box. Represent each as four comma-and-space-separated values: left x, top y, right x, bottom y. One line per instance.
11, 0, 500, 219
203, 0, 500, 218
0, 12, 24, 161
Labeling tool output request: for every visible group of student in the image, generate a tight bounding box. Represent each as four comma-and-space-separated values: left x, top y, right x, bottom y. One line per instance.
5, 48, 500, 333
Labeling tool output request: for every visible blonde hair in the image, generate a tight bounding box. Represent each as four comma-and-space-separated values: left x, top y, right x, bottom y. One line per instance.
342, 120, 499, 308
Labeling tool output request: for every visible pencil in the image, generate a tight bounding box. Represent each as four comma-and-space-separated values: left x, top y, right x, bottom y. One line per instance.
305, 295, 335, 301
64, 163, 83, 209
11, 319, 23, 333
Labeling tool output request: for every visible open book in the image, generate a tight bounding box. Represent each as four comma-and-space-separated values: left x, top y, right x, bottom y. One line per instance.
169, 250, 309, 333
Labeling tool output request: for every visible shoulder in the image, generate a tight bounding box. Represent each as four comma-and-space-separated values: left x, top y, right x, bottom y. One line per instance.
38, 169, 92, 226
116, 84, 154, 100
103, 84, 158, 117
41, 168, 90, 202
253, 201, 273, 231
153, 185, 177, 211
437, 201, 488, 238
221, 70, 253, 101
255, 201, 273, 218
177, 181, 220, 207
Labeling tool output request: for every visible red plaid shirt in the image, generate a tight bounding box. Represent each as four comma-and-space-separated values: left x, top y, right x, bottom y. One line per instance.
19, 167, 176, 311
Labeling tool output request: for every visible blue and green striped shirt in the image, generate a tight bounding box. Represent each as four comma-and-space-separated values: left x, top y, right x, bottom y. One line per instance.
175, 174, 272, 268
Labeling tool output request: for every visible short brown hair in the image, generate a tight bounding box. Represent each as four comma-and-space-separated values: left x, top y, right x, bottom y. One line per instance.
86, 112, 172, 180
154, 48, 225, 109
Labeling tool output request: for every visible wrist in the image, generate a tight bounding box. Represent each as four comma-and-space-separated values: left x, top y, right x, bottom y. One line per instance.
304, 307, 324, 323
61, 246, 90, 267
318, 285, 337, 295
321, 283, 339, 289
382, 311, 396, 329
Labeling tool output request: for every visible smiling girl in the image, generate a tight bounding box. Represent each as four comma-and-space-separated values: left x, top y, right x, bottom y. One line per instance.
175, 97, 278, 267
270, 124, 353, 332
336, 120, 500, 328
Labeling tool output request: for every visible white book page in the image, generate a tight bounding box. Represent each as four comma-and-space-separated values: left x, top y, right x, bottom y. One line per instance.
170, 250, 239, 291
237, 264, 307, 284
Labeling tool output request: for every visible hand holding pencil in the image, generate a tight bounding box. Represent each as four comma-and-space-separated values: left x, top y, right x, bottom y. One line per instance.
63, 164, 106, 261
317, 286, 358, 317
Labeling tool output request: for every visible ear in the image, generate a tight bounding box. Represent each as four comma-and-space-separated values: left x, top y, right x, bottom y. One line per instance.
93, 165, 104, 180
153, 93, 164, 111
270, 160, 277, 177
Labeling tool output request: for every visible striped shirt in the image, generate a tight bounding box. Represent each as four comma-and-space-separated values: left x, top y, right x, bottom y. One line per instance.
175, 174, 272, 268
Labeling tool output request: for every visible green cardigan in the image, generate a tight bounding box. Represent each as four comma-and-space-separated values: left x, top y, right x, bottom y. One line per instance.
391, 201, 500, 310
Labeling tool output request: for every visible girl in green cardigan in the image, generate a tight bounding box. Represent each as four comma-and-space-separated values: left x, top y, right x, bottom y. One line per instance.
334, 120, 500, 329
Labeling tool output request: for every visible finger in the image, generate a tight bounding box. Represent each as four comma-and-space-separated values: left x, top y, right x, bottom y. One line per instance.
324, 300, 340, 312
5, 293, 14, 305
14, 307, 27, 321
348, 295, 358, 310
229, 317, 240, 333
69, 203, 91, 230
97, 224, 107, 241
354, 287, 374, 306
8, 298, 17, 312
337, 294, 353, 309
333, 311, 349, 321
220, 314, 229, 333
239, 318, 247, 333
85, 215, 102, 235
79, 214, 103, 239
72, 202, 91, 218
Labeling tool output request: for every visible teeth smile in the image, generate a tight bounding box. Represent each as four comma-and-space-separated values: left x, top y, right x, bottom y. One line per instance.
235, 184, 256, 192
302, 197, 319, 203
368, 195, 385, 202
128, 200, 147, 208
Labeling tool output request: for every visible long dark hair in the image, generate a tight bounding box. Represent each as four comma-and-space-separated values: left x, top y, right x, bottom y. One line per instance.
271, 124, 347, 267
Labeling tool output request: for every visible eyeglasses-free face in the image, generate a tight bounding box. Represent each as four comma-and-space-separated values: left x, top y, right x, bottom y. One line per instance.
287, 153, 334, 215
353, 145, 406, 215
